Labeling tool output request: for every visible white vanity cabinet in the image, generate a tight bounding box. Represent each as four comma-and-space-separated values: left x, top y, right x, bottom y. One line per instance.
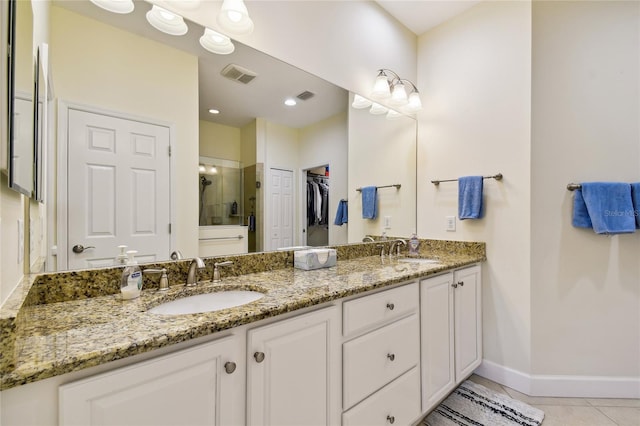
420, 264, 482, 413
342, 281, 422, 426
59, 335, 244, 426
246, 306, 341, 426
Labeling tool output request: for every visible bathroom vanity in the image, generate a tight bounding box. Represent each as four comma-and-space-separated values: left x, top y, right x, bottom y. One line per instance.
0, 240, 485, 425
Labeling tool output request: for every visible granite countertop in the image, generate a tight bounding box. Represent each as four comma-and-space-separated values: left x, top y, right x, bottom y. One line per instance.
0, 243, 485, 391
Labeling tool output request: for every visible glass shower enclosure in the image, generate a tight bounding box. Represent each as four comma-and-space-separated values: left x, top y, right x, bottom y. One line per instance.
199, 157, 243, 226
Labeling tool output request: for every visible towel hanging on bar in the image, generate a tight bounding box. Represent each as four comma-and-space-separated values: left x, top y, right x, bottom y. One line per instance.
431, 173, 502, 186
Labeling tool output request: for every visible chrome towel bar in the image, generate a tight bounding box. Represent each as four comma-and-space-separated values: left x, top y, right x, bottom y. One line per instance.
567, 183, 582, 191
200, 235, 244, 241
431, 173, 503, 186
355, 184, 401, 192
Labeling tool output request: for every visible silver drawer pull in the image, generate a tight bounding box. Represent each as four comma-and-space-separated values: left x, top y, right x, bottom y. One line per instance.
387, 415, 395, 424
387, 353, 395, 361
224, 361, 236, 374
386, 303, 395, 311
254, 351, 265, 363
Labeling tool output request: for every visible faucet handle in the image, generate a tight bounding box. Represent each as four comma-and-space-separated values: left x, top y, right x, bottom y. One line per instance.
143, 268, 170, 292
213, 261, 234, 282
376, 244, 386, 257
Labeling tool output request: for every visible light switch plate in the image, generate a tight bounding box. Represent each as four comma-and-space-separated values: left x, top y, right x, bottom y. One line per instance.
446, 216, 456, 232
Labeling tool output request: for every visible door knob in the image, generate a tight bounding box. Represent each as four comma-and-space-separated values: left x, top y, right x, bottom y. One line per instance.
72, 244, 95, 254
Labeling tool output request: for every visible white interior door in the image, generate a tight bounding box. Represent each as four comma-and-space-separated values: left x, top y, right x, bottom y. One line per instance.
66, 109, 171, 269
268, 168, 293, 250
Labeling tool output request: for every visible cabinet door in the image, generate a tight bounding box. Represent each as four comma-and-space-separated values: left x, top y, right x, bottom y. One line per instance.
454, 265, 482, 381
247, 306, 340, 426
420, 272, 455, 413
59, 336, 243, 426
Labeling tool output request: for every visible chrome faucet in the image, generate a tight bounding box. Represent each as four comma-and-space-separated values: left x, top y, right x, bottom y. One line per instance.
213, 261, 234, 282
170, 250, 183, 260
362, 236, 375, 242
389, 239, 407, 257
186, 257, 206, 286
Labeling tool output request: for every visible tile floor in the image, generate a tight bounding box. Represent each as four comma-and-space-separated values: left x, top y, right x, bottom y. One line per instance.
468, 375, 640, 426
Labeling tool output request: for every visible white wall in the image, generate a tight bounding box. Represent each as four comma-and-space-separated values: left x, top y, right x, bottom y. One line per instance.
417, 1, 533, 375
299, 111, 349, 246
50, 6, 199, 261
348, 96, 417, 241
530, 0, 640, 388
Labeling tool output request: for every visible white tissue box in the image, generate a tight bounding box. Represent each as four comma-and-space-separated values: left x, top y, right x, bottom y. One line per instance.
294, 248, 337, 270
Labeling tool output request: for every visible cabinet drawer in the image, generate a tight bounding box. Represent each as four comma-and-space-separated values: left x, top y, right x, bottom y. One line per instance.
343, 314, 419, 409
342, 367, 421, 426
343, 281, 418, 337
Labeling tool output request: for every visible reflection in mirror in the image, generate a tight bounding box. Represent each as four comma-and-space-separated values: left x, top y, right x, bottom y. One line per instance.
43, 0, 416, 272
8, 0, 35, 197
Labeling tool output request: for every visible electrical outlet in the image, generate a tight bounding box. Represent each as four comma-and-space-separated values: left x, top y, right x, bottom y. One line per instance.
446, 216, 456, 232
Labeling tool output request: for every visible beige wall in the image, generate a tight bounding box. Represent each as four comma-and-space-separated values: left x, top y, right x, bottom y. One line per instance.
199, 121, 241, 161
50, 6, 199, 261
417, 1, 533, 374
530, 0, 640, 382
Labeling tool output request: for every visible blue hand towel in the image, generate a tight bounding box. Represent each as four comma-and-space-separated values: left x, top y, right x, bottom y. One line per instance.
334, 200, 348, 226
361, 186, 377, 219
571, 189, 592, 228
580, 182, 635, 234
458, 176, 483, 220
631, 183, 640, 229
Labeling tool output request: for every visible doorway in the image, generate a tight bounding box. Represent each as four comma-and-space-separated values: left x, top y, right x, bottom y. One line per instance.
305, 165, 329, 247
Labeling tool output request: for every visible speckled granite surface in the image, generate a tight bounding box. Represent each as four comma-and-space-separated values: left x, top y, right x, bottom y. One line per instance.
0, 239, 485, 390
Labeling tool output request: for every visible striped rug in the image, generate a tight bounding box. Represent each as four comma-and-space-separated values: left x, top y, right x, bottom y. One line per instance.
423, 380, 545, 426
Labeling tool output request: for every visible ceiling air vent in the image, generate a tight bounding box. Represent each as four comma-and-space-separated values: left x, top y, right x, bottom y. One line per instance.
221, 64, 257, 84
296, 91, 315, 101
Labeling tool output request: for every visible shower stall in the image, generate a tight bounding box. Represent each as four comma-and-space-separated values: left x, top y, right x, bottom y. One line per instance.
198, 158, 243, 226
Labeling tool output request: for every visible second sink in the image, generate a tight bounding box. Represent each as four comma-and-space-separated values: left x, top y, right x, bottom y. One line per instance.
149, 290, 265, 315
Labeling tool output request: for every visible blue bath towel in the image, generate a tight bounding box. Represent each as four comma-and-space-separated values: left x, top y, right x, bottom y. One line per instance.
458, 176, 483, 220
361, 186, 377, 219
571, 189, 592, 228
334, 200, 348, 226
580, 182, 635, 234
631, 183, 640, 229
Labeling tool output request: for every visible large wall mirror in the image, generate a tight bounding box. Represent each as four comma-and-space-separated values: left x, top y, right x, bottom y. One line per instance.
39, 0, 417, 272
7, 0, 36, 198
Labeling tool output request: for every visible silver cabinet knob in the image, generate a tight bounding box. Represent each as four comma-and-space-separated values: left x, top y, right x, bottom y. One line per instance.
386, 303, 395, 311
387, 415, 395, 424
72, 244, 95, 254
451, 282, 458, 288
387, 353, 395, 361
224, 361, 236, 374
254, 351, 265, 363
458, 281, 464, 287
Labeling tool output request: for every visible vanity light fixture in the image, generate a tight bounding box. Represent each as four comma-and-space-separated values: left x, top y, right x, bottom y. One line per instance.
200, 28, 235, 55
199, 164, 206, 172
217, 0, 254, 36
146, 5, 188, 36
369, 102, 388, 115
89, 0, 134, 14
370, 69, 422, 112
351, 94, 373, 109
210, 166, 218, 174
386, 109, 403, 120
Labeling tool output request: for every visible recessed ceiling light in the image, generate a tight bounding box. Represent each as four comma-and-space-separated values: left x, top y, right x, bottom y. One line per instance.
284, 98, 297, 106
200, 28, 235, 55
209, 109, 220, 114
146, 5, 188, 36
90, 0, 134, 14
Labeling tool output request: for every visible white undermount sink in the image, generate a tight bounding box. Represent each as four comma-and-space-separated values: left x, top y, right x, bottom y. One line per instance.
397, 258, 440, 264
149, 290, 265, 315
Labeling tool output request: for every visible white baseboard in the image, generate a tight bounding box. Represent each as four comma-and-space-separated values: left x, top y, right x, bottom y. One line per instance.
475, 359, 640, 398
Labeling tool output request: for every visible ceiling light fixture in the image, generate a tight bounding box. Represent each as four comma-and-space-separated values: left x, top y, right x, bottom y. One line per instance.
199, 28, 235, 55
208, 108, 220, 114
89, 0, 134, 14
284, 98, 297, 106
217, 0, 254, 36
370, 68, 422, 113
146, 5, 188, 36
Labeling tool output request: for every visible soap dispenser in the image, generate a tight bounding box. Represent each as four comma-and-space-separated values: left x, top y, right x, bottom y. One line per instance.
120, 250, 142, 300
408, 233, 420, 256
114, 245, 128, 266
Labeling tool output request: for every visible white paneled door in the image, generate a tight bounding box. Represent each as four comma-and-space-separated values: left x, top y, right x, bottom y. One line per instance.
268, 168, 293, 250
66, 109, 171, 270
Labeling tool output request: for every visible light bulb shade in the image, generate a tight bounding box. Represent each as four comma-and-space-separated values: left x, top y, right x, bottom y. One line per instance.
369, 103, 388, 115
90, 0, 134, 14
352, 94, 372, 109
389, 82, 408, 106
199, 28, 235, 54
217, 0, 254, 36
146, 5, 188, 35
371, 74, 391, 100
386, 109, 402, 120
405, 92, 423, 113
